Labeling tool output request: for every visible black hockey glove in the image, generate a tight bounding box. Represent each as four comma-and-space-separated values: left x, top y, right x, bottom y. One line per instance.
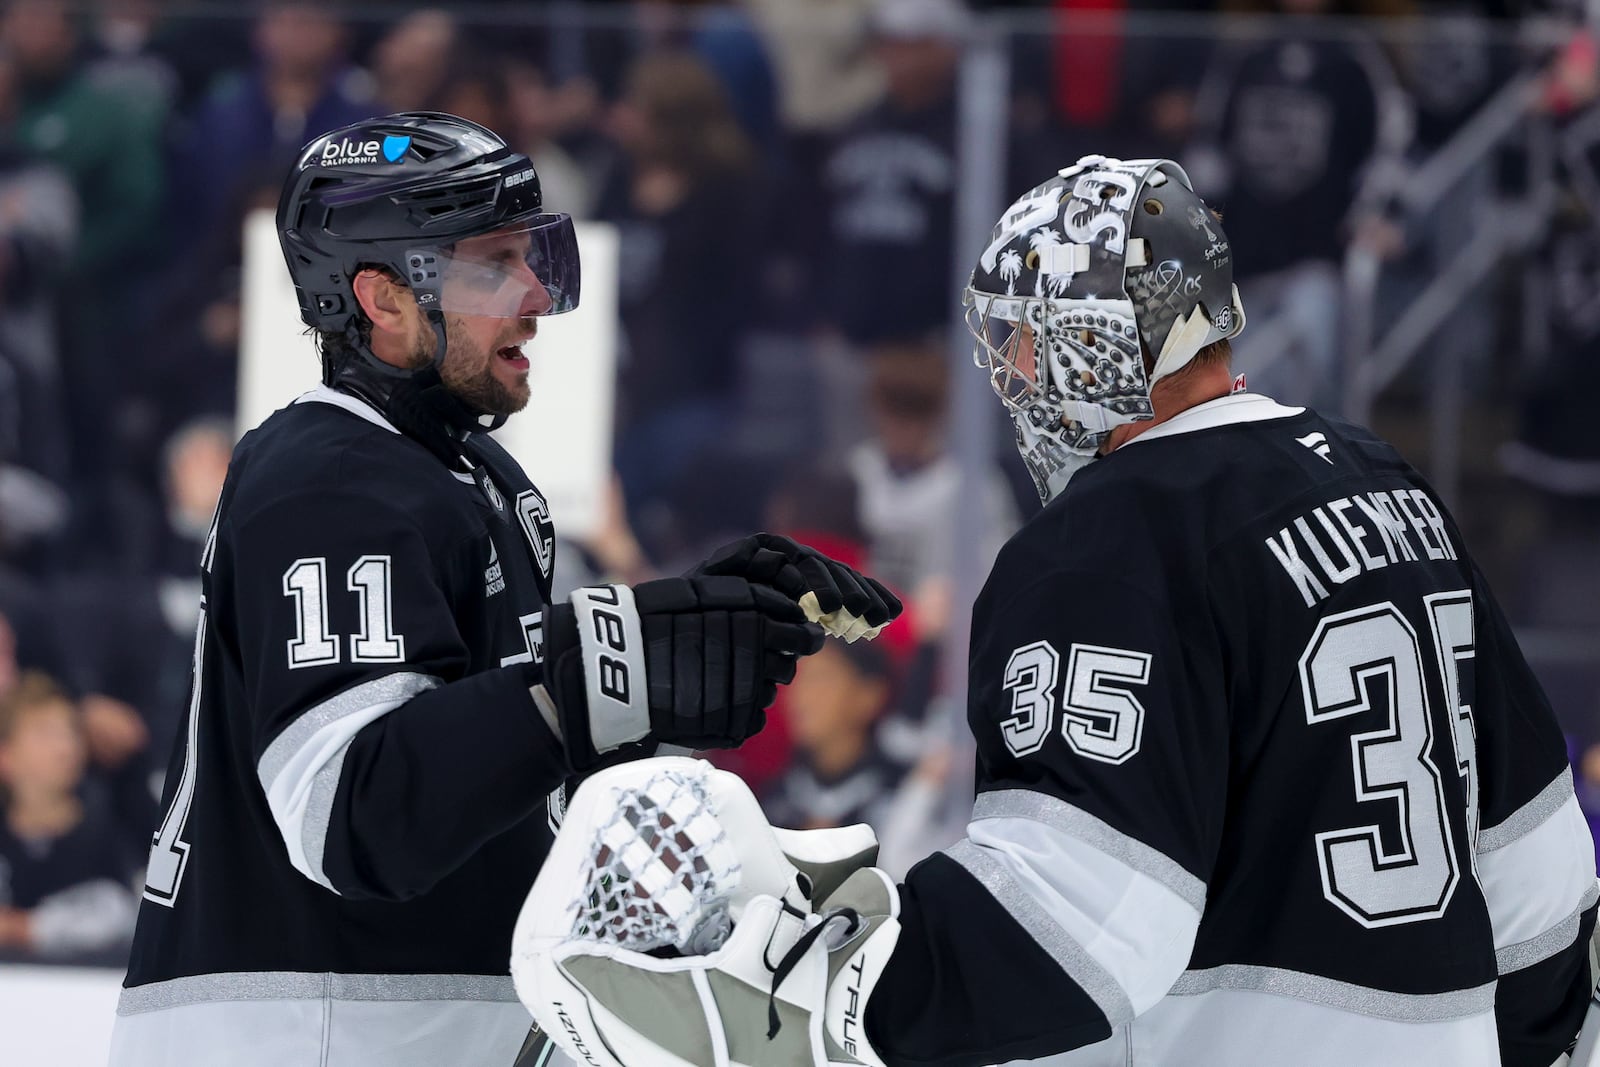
691, 533, 903, 629
542, 576, 825, 772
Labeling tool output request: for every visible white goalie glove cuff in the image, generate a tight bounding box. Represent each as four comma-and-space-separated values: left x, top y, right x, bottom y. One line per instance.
510, 757, 901, 1067
819, 866, 902, 1067
515, 868, 901, 1067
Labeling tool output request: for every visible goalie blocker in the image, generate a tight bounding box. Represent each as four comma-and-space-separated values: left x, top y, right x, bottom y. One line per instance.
511, 758, 900, 1067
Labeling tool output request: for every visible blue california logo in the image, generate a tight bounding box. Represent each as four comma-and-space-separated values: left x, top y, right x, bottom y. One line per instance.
382, 135, 412, 162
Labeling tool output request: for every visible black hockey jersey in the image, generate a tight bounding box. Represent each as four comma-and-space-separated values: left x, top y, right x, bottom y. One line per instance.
866, 394, 1598, 1067
112, 386, 572, 1066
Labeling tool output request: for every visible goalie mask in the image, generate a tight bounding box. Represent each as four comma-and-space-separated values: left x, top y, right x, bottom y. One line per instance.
964, 155, 1246, 503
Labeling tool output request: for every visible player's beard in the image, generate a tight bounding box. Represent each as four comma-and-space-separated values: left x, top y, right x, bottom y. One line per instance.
410, 315, 531, 417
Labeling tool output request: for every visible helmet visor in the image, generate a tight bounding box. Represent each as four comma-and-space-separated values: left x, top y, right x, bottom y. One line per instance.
963, 290, 1040, 411
407, 214, 580, 319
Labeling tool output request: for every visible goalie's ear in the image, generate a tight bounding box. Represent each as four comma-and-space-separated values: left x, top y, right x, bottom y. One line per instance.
772, 824, 880, 902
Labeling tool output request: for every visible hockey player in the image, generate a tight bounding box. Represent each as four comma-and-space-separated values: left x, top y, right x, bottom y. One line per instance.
108, 112, 898, 1067
523, 157, 1600, 1067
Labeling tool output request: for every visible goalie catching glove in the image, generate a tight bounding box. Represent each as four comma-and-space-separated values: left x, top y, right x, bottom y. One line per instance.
541, 578, 825, 772
693, 534, 903, 644
511, 757, 901, 1067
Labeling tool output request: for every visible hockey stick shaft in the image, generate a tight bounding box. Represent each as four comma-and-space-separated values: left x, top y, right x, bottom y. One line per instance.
512, 1022, 558, 1067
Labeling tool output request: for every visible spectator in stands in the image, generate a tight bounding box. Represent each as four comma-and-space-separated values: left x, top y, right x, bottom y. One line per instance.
5, 0, 162, 282
746, 0, 883, 333
584, 0, 779, 158
142, 418, 229, 755
817, 0, 964, 347
368, 8, 459, 113
746, 0, 883, 137
170, 0, 374, 250
706, 465, 875, 797
0, 48, 74, 521
1186, 0, 1410, 409
432, 56, 511, 139
81, 0, 178, 123
130, 177, 277, 466
848, 338, 1018, 600
49, 417, 231, 828
597, 50, 761, 547
4, 0, 165, 556
762, 636, 906, 832
0, 673, 138, 963
84, 0, 250, 115
802, 0, 965, 454
1501, 32, 1600, 497
503, 57, 596, 218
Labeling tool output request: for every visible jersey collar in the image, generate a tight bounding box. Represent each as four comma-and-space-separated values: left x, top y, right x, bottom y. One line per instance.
1121, 392, 1304, 448
294, 384, 401, 434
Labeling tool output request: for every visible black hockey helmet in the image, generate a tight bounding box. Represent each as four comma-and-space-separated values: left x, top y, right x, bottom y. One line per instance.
963, 155, 1246, 502
277, 111, 579, 389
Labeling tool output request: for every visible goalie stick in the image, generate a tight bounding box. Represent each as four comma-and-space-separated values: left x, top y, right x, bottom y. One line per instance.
511, 1023, 557, 1067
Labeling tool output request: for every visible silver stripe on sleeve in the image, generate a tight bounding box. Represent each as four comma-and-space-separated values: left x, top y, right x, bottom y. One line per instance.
1168, 965, 1496, 1022
1497, 880, 1600, 974
256, 672, 440, 891
944, 838, 1135, 1025
300, 744, 349, 891
1478, 768, 1574, 852
972, 789, 1206, 912
257, 672, 440, 790
117, 971, 519, 1015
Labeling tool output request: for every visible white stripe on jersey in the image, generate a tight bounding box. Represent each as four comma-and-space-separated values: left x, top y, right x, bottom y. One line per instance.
946, 800, 1202, 1018
1480, 767, 1578, 850
1496, 883, 1599, 973
972, 790, 1206, 910
111, 977, 537, 1067
945, 839, 1134, 1025
1475, 771, 1598, 970
257, 671, 440, 892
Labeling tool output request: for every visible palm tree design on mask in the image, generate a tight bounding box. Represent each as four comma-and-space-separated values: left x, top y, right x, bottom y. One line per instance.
998, 249, 1022, 295
1028, 228, 1066, 297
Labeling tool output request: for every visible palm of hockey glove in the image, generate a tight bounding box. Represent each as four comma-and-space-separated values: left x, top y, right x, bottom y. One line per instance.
693, 533, 903, 641
543, 577, 825, 771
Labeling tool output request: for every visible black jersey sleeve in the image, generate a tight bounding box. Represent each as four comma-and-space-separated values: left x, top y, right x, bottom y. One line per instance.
1467, 563, 1599, 1065
866, 567, 1225, 1066
226, 489, 569, 902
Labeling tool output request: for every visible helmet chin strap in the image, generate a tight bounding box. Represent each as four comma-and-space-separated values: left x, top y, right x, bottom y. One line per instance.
330, 311, 508, 470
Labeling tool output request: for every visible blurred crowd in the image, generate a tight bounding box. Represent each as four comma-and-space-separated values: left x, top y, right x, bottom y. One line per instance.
1, 0, 1600, 965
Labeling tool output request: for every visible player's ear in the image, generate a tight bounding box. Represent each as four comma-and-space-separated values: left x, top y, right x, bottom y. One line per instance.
351, 269, 414, 335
